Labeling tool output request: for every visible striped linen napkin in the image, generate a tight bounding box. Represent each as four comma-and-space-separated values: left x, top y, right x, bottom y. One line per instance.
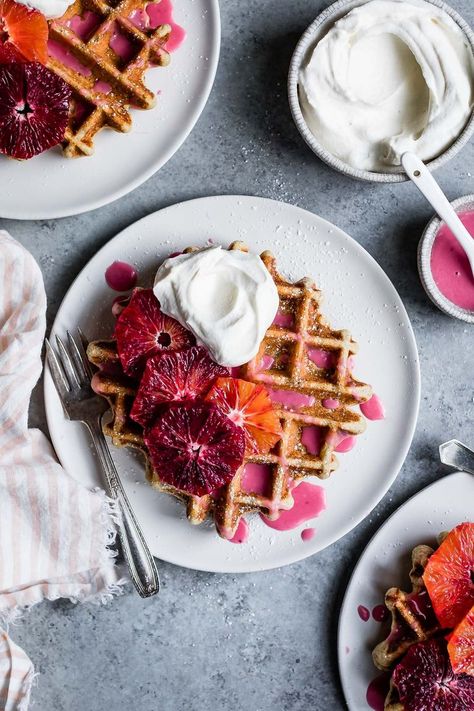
0, 231, 126, 710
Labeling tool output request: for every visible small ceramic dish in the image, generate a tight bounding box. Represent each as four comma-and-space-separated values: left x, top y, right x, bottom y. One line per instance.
288, 0, 474, 183
418, 193, 474, 323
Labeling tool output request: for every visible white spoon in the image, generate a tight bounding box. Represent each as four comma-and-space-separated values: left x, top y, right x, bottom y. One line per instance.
402, 152, 474, 279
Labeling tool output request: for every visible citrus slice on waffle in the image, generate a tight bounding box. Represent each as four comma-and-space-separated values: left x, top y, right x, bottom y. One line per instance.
0, 0, 48, 63
448, 604, 474, 676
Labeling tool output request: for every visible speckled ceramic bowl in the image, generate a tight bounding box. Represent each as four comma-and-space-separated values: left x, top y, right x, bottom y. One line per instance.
288, 0, 474, 183
418, 194, 474, 323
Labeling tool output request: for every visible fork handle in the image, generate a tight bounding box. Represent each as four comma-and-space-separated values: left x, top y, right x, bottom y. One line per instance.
85, 420, 160, 598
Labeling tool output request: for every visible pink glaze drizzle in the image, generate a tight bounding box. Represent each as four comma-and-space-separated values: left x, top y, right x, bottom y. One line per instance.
67, 11, 101, 41
109, 24, 136, 62
229, 518, 249, 544
273, 309, 294, 328
301, 527, 316, 542
268, 388, 315, 411
94, 80, 112, 94
366, 674, 391, 711
241, 463, 273, 497
308, 347, 335, 369
431, 210, 474, 310
357, 605, 370, 622
302, 426, 356, 455
260, 482, 326, 531
322, 398, 339, 410
360, 394, 385, 421
146, 0, 186, 52
372, 604, 389, 623
105, 261, 137, 291
48, 39, 92, 76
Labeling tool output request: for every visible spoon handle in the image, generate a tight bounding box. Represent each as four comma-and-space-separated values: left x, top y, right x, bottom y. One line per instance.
402, 152, 474, 277
439, 439, 474, 476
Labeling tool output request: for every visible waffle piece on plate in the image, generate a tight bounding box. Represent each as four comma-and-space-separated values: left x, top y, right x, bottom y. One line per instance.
88, 242, 373, 539
46, 0, 171, 157
373, 544, 440, 674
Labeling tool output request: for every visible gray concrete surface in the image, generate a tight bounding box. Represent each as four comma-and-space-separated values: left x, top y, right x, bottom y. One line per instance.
2, 1, 474, 709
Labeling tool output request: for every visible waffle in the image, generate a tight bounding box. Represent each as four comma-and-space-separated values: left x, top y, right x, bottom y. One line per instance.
372, 544, 440, 711
87, 242, 373, 538
46, 0, 171, 157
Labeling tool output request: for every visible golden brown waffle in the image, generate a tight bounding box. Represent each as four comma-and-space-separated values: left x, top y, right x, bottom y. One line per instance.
47, 0, 171, 157
87, 242, 373, 538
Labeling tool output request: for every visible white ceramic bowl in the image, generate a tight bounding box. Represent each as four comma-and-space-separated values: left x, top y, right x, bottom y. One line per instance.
288, 0, 474, 183
418, 193, 474, 323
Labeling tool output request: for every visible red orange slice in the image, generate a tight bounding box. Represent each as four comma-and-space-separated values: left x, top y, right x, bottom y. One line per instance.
0, 0, 48, 64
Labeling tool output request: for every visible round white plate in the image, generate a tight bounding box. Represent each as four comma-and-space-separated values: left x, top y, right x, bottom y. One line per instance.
0, 1, 220, 220
44, 195, 420, 573
338, 471, 474, 710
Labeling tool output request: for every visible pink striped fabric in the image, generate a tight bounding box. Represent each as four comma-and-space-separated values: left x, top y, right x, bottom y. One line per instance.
0, 232, 126, 709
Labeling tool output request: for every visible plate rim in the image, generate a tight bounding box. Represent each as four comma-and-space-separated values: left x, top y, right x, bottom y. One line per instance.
44, 194, 421, 573
0, 0, 221, 221
337, 470, 472, 710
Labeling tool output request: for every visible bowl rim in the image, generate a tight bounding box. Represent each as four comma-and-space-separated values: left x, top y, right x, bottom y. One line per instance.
418, 193, 474, 323
287, 0, 474, 184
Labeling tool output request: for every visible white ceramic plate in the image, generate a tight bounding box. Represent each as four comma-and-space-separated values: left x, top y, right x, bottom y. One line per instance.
338, 471, 474, 710
0, 0, 220, 220
44, 195, 420, 573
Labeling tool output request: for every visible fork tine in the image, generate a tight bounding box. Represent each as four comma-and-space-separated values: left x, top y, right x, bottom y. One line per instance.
67, 331, 91, 386
55, 335, 81, 389
45, 339, 70, 396
76, 328, 93, 379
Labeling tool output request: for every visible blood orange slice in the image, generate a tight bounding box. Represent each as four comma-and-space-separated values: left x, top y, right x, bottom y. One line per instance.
448, 605, 474, 676
0, 0, 48, 64
205, 376, 282, 454
424, 522, 474, 629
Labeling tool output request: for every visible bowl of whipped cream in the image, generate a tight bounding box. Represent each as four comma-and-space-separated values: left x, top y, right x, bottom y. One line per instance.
288, 0, 474, 182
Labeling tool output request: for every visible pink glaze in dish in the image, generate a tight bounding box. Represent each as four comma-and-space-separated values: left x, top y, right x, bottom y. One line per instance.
48, 39, 92, 77
268, 388, 315, 411
146, 0, 186, 52
431, 210, 474, 311
229, 518, 249, 544
260, 481, 326, 531
360, 394, 385, 421
105, 261, 137, 291
308, 347, 335, 369
301, 527, 316, 541
241, 463, 273, 497
273, 309, 294, 328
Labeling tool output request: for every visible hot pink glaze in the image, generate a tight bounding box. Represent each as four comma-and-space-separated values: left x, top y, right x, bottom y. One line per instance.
129, 8, 148, 30
268, 388, 314, 411
146, 0, 186, 52
229, 517, 249, 544
67, 11, 101, 41
301, 527, 316, 541
48, 40, 92, 76
301, 426, 323, 456
109, 24, 136, 62
322, 398, 339, 410
308, 347, 335, 369
357, 605, 370, 622
273, 309, 294, 328
94, 80, 112, 94
241, 463, 273, 497
372, 604, 389, 623
334, 435, 356, 453
259, 355, 274, 371
431, 210, 474, 310
366, 674, 391, 711
360, 394, 385, 421
260, 481, 326, 531
105, 261, 137, 291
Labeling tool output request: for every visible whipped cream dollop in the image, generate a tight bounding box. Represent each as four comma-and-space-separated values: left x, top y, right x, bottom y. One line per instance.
299, 0, 474, 172
153, 247, 279, 367
16, 0, 74, 19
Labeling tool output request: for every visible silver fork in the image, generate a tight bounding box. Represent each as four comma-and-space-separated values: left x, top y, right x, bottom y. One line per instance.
45, 330, 160, 598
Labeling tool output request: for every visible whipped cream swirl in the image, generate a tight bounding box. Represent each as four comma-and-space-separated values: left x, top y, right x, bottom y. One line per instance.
299, 0, 474, 171
153, 247, 279, 367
